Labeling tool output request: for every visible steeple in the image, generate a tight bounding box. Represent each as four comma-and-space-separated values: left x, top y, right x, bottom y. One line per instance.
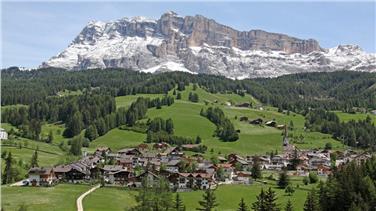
283, 124, 289, 146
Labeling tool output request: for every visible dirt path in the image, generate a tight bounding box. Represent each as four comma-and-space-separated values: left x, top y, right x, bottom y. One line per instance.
76, 184, 101, 211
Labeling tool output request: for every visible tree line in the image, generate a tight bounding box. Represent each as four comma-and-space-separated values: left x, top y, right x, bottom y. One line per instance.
200, 107, 239, 142
145, 117, 201, 146
2, 67, 375, 112
305, 109, 376, 148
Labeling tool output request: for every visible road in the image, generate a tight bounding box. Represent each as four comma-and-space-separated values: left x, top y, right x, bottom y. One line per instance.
76, 184, 101, 211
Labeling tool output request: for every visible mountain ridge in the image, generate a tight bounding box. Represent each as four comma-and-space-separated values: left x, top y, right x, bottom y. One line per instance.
41, 11, 376, 78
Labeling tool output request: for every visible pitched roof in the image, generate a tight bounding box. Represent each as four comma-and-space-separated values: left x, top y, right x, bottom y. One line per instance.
28, 167, 53, 175
53, 165, 72, 173
102, 165, 125, 172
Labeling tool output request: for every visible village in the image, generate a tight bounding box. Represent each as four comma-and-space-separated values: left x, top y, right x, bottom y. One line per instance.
26, 128, 373, 190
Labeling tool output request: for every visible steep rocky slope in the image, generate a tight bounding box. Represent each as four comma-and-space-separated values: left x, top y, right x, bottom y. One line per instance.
42, 11, 376, 78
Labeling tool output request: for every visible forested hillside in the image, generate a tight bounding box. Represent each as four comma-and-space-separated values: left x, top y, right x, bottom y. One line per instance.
2, 67, 376, 111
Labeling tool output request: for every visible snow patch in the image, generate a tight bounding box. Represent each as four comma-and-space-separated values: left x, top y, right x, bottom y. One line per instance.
140, 61, 197, 74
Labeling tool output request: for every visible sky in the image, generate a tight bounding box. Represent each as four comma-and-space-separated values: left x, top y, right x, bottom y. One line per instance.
1, 1, 375, 68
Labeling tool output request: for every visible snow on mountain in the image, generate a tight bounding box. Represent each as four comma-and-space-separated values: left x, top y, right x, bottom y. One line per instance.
41, 12, 376, 78
141, 61, 197, 74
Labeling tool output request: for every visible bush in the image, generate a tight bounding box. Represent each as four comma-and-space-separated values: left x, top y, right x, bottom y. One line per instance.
303, 176, 309, 185
324, 142, 333, 150
309, 172, 319, 183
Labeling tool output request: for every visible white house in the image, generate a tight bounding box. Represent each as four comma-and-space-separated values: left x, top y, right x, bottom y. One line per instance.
0, 128, 8, 140
28, 167, 56, 186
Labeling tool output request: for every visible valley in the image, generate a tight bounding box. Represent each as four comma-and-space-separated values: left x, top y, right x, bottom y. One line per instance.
2, 78, 373, 210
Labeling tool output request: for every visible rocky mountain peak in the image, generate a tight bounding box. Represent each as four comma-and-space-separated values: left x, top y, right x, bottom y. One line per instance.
42, 11, 375, 78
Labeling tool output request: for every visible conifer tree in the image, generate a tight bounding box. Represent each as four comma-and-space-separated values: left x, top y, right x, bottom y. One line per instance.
285, 199, 293, 211
196, 189, 218, 211
175, 193, 185, 211
278, 170, 289, 188
251, 156, 262, 179
2, 152, 13, 184
46, 130, 54, 143
30, 150, 39, 167
237, 198, 249, 211
303, 189, 319, 211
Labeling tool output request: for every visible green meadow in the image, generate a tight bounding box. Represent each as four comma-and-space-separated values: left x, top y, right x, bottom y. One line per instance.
83, 179, 318, 211
334, 111, 376, 124
88, 128, 146, 152
1, 184, 91, 211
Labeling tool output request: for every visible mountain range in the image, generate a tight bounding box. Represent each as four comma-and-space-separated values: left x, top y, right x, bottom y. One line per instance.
41, 11, 376, 79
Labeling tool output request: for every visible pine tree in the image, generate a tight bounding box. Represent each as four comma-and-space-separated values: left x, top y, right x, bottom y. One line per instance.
290, 149, 301, 170
289, 120, 294, 131
303, 189, 319, 211
46, 130, 54, 143
264, 187, 280, 211
278, 170, 289, 188
166, 118, 174, 134
175, 193, 185, 211
237, 198, 249, 211
195, 136, 202, 144
285, 185, 295, 196
2, 152, 13, 184
85, 124, 99, 141
251, 157, 262, 179
29, 119, 41, 140
252, 188, 267, 211
30, 150, 39, 167
64, 111, 84, 137
176, 93, 182, 100
285, 199, 293, 211
69, 135, 83, 156
196, 190, 218, 211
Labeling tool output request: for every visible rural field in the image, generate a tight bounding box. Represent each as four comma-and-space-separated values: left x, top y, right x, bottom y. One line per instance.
2, 180, 318, 211
1, 184, 90, 211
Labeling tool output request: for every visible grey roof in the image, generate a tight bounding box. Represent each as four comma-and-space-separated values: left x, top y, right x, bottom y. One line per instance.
28, 167, 53, 175
102, 165, 125, 172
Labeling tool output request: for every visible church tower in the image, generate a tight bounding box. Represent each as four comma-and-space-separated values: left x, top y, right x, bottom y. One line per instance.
283, 124, 289, 146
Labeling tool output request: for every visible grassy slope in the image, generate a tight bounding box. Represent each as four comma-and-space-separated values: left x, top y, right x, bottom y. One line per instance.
334, 111, 376, 124
2, 146, 62, 167
1, 184, 90, 211
116, 94, 165, 109
86, 84, 343, 156
89, 129, 146, 152
41, 123, 67, 145
147, 85, 343, 156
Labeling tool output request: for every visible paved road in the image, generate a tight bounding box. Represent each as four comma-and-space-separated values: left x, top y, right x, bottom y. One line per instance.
76, 184, 101, 211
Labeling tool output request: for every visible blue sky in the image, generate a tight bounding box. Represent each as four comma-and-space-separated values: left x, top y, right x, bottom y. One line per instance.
1, 1, 375, 68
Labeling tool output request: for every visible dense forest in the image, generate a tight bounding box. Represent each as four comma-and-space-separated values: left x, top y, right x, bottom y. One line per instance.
2, 67, 376, 112
318, 156, 376, 211
305, 109, 376, 149
1, 94, 175, 142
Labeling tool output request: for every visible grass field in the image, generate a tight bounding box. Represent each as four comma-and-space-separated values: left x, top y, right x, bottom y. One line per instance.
334, 111, 376, 124
146, 101, 343, 156
89, 128, 145, 152
1, 184, 91, 211
1, 146, 62, 167
83, 187, 137, 211
81, 181, 317, 211
179, 183, 316, 211
56, 89, 83, 97
41, 123, 67, 144
116, 94, 165, 109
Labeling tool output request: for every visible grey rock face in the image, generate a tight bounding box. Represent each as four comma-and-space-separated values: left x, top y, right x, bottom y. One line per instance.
42, 11, 375, 78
